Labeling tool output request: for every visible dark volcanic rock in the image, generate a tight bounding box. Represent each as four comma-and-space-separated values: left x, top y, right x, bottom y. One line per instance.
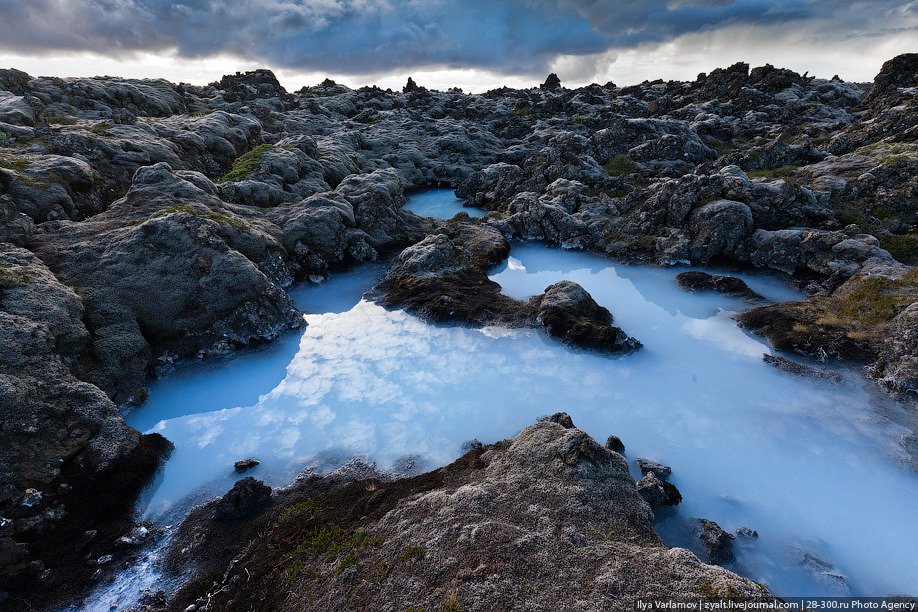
541, 73, 562, 91
234, 458, 260, 472
535, 281, 641, 354
636, 458, 673, 480
218, 69, 288, 103
872, 302, 918, 395
372, 233, 527, 326
736, 527, 759, 539
637, 473, 683, 509
688, 200, 753, 263
863, 53, 918, 112
699, 519, 735, 565
676, 271, 764, 301
737, 299, 876, 364
212, 477, 272, 521
606, 435, 625, 453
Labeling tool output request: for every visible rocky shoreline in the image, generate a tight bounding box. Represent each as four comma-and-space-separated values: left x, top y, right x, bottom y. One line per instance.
0, 54, 915, 608
144, 416, 768, 611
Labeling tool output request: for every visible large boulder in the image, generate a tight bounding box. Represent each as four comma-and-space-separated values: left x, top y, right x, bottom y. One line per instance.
32, 163, 303, 399
688, 200, 753, 263
535, 281, 641, 353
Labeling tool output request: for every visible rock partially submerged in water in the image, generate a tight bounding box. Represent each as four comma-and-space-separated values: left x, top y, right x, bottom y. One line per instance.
636, 458, 673, 480
676, 271, 763, 301
605, 435, 625, 453
698, 519, 735, 565
637, 473, 683, 509
872, 302, 918, 396
374, 229, 641, 354
738, 269, 918, 393
535, 280, 642, 354
234, 458, 260, 472
794, 549, 850, 595
763, 354, 843, 383
372, 232, 525, 326
162, 416, 766, 610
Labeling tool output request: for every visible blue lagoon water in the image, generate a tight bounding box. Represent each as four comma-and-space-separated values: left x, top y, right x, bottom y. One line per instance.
93, 192, 917, 608
403, 188, 487, 219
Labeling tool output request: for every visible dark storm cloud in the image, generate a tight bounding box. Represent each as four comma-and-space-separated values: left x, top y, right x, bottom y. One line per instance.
0, 0, 912, 75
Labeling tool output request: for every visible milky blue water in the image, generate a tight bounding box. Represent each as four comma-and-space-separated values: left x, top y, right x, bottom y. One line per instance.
403, 188, 487, 218
88, 192, 918, 609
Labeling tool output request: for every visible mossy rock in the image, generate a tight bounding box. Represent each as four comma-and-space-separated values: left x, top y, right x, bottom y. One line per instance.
217, 143, 274, 183
603, 155, 637, 177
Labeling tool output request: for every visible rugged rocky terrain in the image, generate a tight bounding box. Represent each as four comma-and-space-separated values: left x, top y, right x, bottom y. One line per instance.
0, 54, 916, 608
151, 416, 766, 611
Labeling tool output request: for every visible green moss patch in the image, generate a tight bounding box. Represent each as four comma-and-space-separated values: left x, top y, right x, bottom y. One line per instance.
603, 154, 637, 177
286, 525, 382, 579
817, 269, 918, 329
0, 156, 30, 172
217, 143, 273, 183
0, 263, 33, 287
882, 233, 918, 265
152, 204, 250, 231
398, 544, 427, 562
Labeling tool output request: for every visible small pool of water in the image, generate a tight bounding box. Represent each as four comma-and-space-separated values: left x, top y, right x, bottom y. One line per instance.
88, 193, 918, 609
403, 188, 487, 219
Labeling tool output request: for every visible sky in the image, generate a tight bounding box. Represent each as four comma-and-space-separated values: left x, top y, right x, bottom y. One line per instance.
0, 1, 915, 92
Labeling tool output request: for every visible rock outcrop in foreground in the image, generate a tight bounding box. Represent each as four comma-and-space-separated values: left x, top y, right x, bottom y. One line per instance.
159, 417, 766, 611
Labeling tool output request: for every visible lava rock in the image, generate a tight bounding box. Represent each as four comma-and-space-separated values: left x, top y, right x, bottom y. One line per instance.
688, 200, 753, 263
675, 271, 763, 301
212, 478, 272, 521
542, 412, 575, 429
605, 435, 625, 453
164, 416, 763, 611
541, 73, 562, 90
736, 527, 759, 539
535, 281, 641, 354
234, 459, 260, 472
698, 519, 735, 564
636, 473, 683, 509
635, 459, 672, 480
863, 53, 918, 111
763, 354, 843, 383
